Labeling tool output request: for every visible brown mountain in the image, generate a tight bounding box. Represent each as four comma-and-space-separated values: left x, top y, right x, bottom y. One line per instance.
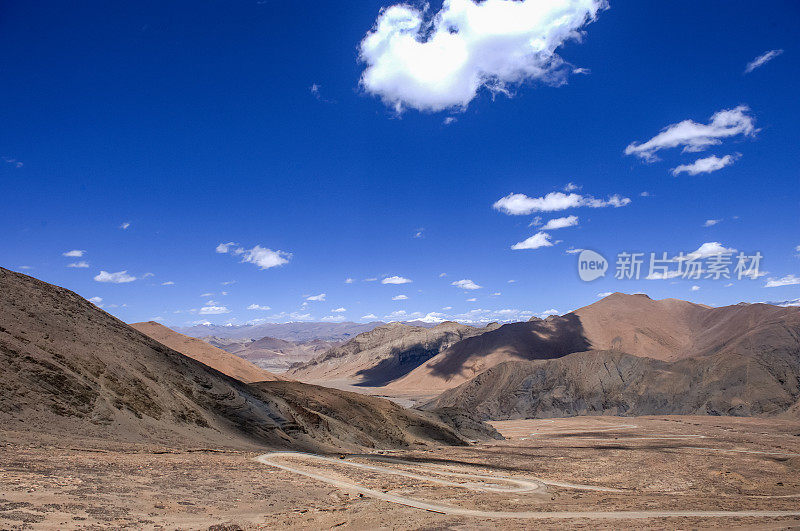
130, 321, 283, 383
0, 267, 493, 449
287, 321, 499, 386
426, 347, 800, 419
390, 293, 800, 392
205, 335, 337, 373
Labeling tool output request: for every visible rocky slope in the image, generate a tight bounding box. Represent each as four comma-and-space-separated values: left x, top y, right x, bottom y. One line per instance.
131, 321, 283, 383
391, 293, 800, 392
288, 321, 499, 386
0, 267, 490, 450
426, 347, 800, 419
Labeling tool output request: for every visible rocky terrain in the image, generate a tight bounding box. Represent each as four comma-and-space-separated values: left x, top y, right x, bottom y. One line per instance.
206, 335, 338, 373
0, 267, 492, 451
426, 348, 800, 419
288, 321, 499, 386
390, 293, 800, 393
131, 321, 284, 383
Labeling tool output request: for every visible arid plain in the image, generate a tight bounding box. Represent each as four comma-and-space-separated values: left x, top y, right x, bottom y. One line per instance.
3, 415, 800, 529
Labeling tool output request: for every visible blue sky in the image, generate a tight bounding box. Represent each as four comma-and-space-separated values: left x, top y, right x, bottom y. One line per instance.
1, 0, 798, 326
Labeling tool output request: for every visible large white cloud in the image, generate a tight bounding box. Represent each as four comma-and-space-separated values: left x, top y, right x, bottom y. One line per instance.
358, 0, 606, 112
671, 154, 739, 176
493, 191, 630, 215
94, 270, 136, 283
216, 242, 291, 270
541, 215, 578, 230
625, 106, 756, 162
765, 274, 800, 288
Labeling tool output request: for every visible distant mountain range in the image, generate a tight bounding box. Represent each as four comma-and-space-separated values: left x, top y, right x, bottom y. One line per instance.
176, 321, 400, 342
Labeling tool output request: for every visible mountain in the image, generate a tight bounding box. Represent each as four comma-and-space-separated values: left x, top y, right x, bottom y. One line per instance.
175, 321, 386, 342
426, 348, 800, 419
390, 293, 800, 392
0, 267, 492, 450
130, 321, 283, 383
205, 336, 337, 373
287, 321, 499, 386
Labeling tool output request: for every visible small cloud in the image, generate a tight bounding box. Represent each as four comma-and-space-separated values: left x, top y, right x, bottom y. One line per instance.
529, 216, 543, 227
494, 192, 630, 215
306, 293, 326, 301
507, 279, 516, 283
240, 245, 291, 270
119, 221, 131, 230
215, 242, 238, 253
451, 279, 482, 290
364, 277, 378, 282
703, 219, 722, 227
691, 285, 700, 291
443, 117, 457, 125
142, 272, 154, 278
541, 215, 579, 231
247, 304, 271, 310
221, 280, 237, 285
765, 274, 800, 288
345, 278, 355, 284
200, 293, 214, 297
413, 228, 425, 238
161, 281, 175, 286
17, 265, 32, 270
511, 232, 554, 250
671, 154, 740, 177
3, 157, 23, 168
439, 273, 447, 278
392, 294, 408, 300
361, 314, 378, 320
640, 191, 651, 197
442, 306, 453, 310
63, 249, 85, 257
565, 247, 584, 254
332, 307, 347, 312
491, 292, 501, 296
321, 314, 347, 322
310, 83, 321, 98
94, 270, 136, 283
466, 297, 477, 302
744, 49, 783, 74
382, 275, 412, 284
538, 309, 559, 318
682, 242, 737, 260
597, 292, 613, 298
563, 182, 581, 192
88, 296, 103, 305
67, 261, 89, 268
199, 305, 231, 315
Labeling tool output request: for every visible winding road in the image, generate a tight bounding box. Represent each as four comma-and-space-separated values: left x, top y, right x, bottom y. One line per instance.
255, 451, 800, 521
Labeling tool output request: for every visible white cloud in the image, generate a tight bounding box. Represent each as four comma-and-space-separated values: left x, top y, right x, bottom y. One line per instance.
94, 270, 136, 283
382, 275, 412, 284
671, 154, 739, 176
563, 182, 581, 192
703, 219, 721, 227
646, 270, 682, 280
691, 285, 700, 291
538, 308, 559, 318
361, 313, 379, 320
364, 277, 378, 282
358, 0, 606, 112
765, 274, 800, 288
199, 305, 231, 315
565, 247, 583, 254
221, 280, 236, 286
63, 249, 85, 257
491, 292, 501, 296
162, 281, 175, 286
240, 245, 291, 270
597, 292, 613, 298
443, 116, 457, 125
332, 307, 347, 312
442, 306, 453, 310
88, 296, 103, 305
67, 261, 89, 268
541, 215, 578, 230
200, 292, 214, 297
493, 191, 629, 215
511, 232, 554, 250
392, 294, 409, 300
466, 297, 477, 302
439, 272, 447, 278
215, 242, 238, 253
507, 279, 516, 283
345, 278, 355, 284
306, 293, 326, 302
625, 105, 756, 162
413, 228, 425, 238
247, 304, 271, 311
745, 49, 783, 74
321, 314, 347, 322
451, 279, 482, 290
119, 221, 131, 230
684, 242, 737, 260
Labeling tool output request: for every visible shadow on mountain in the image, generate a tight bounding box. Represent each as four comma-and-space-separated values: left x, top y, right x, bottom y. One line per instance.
354, 344, 442, 387
426, 314, 591, 379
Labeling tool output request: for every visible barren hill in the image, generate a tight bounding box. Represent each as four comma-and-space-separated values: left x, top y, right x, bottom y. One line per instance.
288, 321, 498, 386
206, 335, 336, 373
130, 321, 283, 383
0, 267, 488, 450
426, 348, 800, 419
390, 293, 800, 392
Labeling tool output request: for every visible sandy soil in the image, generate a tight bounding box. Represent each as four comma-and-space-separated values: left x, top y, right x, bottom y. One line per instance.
3, 415, 800, 529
